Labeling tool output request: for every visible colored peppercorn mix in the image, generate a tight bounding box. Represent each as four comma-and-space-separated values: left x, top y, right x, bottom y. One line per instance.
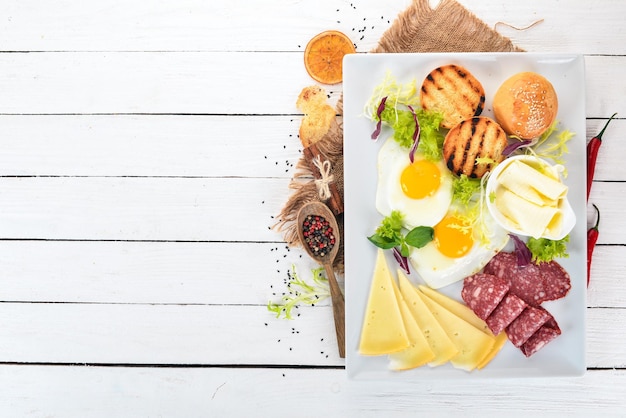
302, 214, 336, 257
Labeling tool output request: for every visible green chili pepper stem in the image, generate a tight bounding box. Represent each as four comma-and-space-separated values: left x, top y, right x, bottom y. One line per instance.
595, 113, 617, 141
591, 204, 600, 231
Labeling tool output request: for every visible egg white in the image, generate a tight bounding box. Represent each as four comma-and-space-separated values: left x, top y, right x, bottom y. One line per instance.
375, 137, 453, 229
409, 203, 510, 289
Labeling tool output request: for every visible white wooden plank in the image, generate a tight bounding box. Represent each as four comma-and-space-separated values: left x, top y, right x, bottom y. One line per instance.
0, 53, 621, 116
0, 366, 625, 417
0, 177, 622, 243
0, 240, 324, 306
0, 303, 621, 368
0, 0, 624, 55
0, 177, 289, 241
0, 240, 622, 309
0, 303, 343, 366
0, 0, 410, 53
0, 115, 623, 181
0, 115, 304, 178
587, 245, 626, 308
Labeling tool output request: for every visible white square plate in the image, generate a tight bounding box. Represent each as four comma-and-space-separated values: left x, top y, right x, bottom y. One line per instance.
343, 53, 586, 379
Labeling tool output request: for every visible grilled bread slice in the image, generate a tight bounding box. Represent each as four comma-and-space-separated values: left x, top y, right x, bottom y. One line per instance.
443, 117, 508, 179
420, 64, 485, 129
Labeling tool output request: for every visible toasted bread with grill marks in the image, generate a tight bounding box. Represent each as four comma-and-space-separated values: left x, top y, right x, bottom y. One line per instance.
443, 117, 508, 179
420, 64, 485, 129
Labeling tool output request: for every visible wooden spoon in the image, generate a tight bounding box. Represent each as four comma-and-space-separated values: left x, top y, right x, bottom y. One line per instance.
296, 201, 345, 358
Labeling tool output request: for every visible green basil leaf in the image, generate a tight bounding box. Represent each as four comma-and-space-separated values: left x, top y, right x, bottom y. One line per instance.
367, 234, 400, 250
405, 226, 434, 249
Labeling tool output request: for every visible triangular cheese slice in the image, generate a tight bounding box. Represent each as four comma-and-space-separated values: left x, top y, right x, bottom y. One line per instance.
418, 285, 505, 369
477, 332, 508, 370
358, 249, 409, 356
388, 276, 435, 370
418, 293, 496, 372
418, 285, 494, 335
397, 271, 458, 366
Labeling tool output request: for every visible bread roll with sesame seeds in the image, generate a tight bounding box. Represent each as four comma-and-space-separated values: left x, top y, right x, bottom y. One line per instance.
493, 72, 558, 140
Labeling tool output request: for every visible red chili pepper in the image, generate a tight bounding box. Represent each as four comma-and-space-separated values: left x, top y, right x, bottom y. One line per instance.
587, 204, 600, 287
587, 113, 617, 200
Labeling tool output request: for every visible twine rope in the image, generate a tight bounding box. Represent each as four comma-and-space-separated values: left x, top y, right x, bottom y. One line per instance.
313, 155, 334, 201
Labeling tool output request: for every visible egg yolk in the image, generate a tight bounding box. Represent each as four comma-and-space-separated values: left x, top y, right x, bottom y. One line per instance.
434, 215, 474, 258
400, 159, 441, 199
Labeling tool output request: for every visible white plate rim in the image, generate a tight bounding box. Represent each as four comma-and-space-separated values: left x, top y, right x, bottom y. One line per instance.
343, 52, 587, 380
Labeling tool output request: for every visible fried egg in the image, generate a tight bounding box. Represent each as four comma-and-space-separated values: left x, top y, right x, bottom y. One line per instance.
375, 137, 453, 229
409, 202, 510, 289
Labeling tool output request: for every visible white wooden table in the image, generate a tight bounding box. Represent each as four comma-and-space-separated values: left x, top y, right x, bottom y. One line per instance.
0, 0, 624, 416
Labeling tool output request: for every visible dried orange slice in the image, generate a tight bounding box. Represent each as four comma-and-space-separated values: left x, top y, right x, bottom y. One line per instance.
304, 30, 355, 85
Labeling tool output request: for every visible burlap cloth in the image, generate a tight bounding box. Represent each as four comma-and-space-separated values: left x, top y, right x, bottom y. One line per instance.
274, 0, 523, 274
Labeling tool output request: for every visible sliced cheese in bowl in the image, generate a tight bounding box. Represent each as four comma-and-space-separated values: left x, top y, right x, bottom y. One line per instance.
486, 155, 575, 240
497, 158, 567, 205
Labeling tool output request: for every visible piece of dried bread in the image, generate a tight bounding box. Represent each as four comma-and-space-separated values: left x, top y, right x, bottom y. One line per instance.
420, 64, 485, 129
443, 117, 508, 178
296, 85, 336, 147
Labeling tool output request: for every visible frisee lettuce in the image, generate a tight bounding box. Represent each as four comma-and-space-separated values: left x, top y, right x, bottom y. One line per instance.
267, 265, 329, 320
452, 174, 482, 206
365, 71, 445, 162
526, 235, 570, 263
376, 106, 445, 161
525, 121, 575, 173
364, 71, 420, 120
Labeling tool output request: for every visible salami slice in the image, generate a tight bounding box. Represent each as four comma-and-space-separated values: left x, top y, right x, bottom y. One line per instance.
461, 273, 509, 320
483, 252, 570, 306
521, 318, 562, 357
486, 293, 527, 335
506, 305, 552, 348
537, 260, 571, 302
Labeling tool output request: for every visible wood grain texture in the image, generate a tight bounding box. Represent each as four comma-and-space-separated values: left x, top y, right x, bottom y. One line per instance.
0, 366, 624, 417
0, 0, 624, 415
0, 303, 622, 369
0, 0, 623, 55
0, 53, 621, 116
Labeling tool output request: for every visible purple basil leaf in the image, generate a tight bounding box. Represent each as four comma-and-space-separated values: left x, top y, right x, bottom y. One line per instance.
407, 105, 421, 163
393, 247, 411, 275
509, 234, 532, 267
503, 139, 533, 156
371, 96, 387, 140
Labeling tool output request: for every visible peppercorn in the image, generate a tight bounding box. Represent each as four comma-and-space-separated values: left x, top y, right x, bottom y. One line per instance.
302, 214, 336, 257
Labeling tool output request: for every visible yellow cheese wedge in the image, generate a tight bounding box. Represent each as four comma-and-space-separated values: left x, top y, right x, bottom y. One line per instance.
418, 293, 496, 372
397, 271, 458, 366
418, 285, 493, 334
388, 278, 435, 370
418, 285, 505, 368
358, 249, 410, 356
477, 332, 508, 370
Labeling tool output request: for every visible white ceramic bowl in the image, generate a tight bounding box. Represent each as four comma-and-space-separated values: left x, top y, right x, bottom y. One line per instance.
485, 154, 576, 240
